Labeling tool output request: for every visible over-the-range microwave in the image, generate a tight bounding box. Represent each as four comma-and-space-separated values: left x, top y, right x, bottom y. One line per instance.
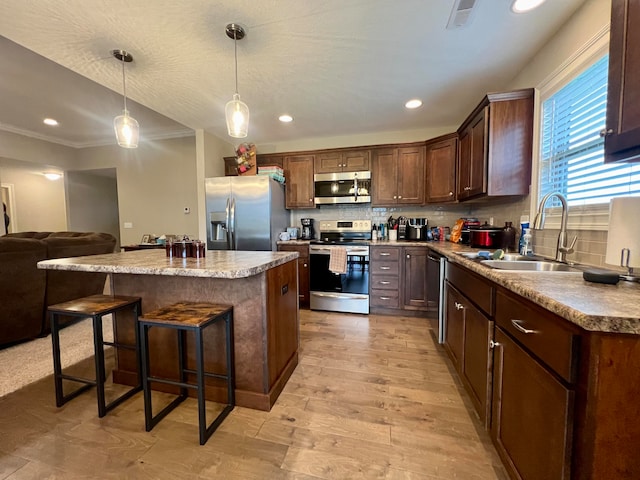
314, 171, 371, 205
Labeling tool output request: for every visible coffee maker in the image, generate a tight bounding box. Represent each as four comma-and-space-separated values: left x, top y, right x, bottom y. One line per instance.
300, 218, 315, 240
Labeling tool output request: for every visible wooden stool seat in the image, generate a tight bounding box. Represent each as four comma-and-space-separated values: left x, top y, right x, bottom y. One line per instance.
139, 301, 235, 445
49, 294, 142, 418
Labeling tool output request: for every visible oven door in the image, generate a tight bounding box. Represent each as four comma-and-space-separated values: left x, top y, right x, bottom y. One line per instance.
309, 245, 370, 314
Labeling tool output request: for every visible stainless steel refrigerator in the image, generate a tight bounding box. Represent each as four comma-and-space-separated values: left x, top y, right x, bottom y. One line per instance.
205, 176, 288, 251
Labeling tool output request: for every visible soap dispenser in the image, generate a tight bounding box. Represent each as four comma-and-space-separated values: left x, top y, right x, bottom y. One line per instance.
521, 228, 533, 255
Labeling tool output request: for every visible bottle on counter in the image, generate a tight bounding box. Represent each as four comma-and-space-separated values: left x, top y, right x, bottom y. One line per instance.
501, 221, 517, 252
521, 228, 533, 255
372, 224, 378, 241
519, 215, 530, 254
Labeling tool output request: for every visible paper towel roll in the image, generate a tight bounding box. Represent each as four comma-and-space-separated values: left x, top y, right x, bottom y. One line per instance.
605, 196, 640, 268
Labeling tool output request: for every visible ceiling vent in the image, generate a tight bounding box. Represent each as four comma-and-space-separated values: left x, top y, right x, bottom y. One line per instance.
446, 0, 479, 29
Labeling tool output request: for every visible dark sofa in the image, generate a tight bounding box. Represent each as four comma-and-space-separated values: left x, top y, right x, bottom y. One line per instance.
0, 232, 117, 347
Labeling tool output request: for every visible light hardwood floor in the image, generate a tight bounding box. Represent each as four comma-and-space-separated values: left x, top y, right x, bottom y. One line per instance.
0, 310, 508, 479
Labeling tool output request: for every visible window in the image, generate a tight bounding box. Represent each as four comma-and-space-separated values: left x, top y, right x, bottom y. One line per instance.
538, 54, 640, 210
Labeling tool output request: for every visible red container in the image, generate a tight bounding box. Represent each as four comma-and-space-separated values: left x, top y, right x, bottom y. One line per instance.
469, 227, 503, 248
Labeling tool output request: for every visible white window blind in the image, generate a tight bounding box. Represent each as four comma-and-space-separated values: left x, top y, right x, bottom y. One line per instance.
539, 55, 640, 208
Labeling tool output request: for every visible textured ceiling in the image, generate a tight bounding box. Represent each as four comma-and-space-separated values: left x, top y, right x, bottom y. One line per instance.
0, 0, 587, 148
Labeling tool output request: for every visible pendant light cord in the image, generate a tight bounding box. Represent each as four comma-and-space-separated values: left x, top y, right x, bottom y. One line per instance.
121, 56, 128, 112
234, 32, 239, 95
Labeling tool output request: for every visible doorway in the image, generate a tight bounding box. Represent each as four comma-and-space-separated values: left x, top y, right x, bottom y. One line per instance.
1, 183, 17, 235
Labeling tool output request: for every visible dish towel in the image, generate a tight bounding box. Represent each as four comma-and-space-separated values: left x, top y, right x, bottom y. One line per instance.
329, 247, 347, 274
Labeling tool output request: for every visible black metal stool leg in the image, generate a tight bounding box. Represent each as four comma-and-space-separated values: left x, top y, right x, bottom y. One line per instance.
140, 322, 153, 432
195, 327, 207, 445
51, 312, 65, 408
93, 314, 108, 418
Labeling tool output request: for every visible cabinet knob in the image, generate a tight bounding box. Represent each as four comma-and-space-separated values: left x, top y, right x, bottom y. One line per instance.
303, 263, 308, 267
406, 254, 410, 258
380, 296, 391, 300
380, 281, 390, 285
309, 198, 313, 202
455, 302, 464, 310
449, 191, 453, 196
489, 340, 501, 349
398, 195, 402, 199
380, 252, 391, 256
393, 195, 397, 199
380, 266, 391, 270
599, 128, 613, 137
464, 186, 471, 191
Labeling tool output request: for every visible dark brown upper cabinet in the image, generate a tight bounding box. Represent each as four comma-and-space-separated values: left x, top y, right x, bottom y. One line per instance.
425, 133, 458, 203
314, 149, 370, 174
371, 145, 425, 206
456, 89, 534, 201
604, 0, 640, 162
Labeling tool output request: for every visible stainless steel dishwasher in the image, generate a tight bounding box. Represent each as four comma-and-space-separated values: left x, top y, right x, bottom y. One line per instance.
427, 249, 447, 343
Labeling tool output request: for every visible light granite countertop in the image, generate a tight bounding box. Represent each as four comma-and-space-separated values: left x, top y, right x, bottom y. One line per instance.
38, 250, 299, 279
424, 242, 640, 335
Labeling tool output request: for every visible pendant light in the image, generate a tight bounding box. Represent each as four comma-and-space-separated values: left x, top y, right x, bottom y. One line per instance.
225, 23, 249, 138
112, 49, 139, 148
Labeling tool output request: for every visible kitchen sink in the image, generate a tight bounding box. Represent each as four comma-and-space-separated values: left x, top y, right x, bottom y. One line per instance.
480, 260, 580, 272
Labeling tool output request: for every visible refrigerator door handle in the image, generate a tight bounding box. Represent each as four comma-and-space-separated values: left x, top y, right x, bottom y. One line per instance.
225, 198, 232, 250
230, 198, 237, 250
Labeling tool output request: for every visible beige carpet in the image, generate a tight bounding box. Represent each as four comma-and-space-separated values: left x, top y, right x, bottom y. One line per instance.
0, 318, 113, 398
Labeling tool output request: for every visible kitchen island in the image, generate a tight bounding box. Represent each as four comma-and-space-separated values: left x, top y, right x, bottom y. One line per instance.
38, 250, 300, 411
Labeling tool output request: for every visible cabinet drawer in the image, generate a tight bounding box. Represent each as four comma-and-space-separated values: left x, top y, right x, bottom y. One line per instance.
496, 290, 579, 383
277, 244, 309, 259
371, 247, 400, 261
370, 289, 399, 308
446, 262, 494, 316
370, 275, 399, 290
370, 261, 399, 276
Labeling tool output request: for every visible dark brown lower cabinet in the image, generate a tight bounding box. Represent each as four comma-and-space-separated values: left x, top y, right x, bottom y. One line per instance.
491, 327, 574, 480
444, 285, 464, 367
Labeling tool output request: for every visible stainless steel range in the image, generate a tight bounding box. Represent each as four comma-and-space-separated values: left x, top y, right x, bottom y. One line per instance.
309, 220, 371, 314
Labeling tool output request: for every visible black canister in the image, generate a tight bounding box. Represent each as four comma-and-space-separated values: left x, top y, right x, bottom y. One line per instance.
501, 221, 517, 252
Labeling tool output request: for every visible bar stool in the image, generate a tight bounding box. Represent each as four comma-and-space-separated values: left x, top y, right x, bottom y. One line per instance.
48, 294, 142, 417
138, 301, 235, 445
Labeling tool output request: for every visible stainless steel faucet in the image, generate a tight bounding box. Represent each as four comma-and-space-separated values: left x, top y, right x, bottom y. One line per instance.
533, 191, 578, 263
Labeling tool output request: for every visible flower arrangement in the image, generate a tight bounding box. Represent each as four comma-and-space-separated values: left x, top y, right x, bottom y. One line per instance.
236, 142, 256, 175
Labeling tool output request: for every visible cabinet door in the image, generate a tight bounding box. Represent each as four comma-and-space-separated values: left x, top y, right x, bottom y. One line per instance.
372, 149, 399, 205
284, 155, 315, 209
444, 284, 465, 370
605, 0, 640, 162
315, 152, 343, 173
343, 149, 370, 172
403, 247, 428, 310
462, 302, 493, 425
426, 136, 457, 203
396, 146, 425, 204
457, 128, 471, 199
468, 107, 488, 197
492, 327, 573, 480
224, 156, 239, 176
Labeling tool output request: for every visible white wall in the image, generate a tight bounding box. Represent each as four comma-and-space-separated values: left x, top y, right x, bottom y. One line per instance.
0, 130, 77, 169
66, 169, 120, 247
509, 0, 611, 90
195, 130, 235, 241
0, 157, 67, 232
258, 126, 456, 154
75, 135, 199, 245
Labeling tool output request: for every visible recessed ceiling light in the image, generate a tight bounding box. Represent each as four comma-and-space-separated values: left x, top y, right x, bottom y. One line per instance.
405, 99, 423, 109
43, 172, 62, 180
511, 0, 546, 13
43, 118, 59, 126
279, 114, 293, 123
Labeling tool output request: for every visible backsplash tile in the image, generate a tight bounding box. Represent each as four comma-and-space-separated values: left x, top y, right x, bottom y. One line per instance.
288, 196, 619, 271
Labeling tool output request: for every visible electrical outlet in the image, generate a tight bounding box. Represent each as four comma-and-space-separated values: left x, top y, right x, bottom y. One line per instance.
124, 222, 133, 228
183, 207, 190, 214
